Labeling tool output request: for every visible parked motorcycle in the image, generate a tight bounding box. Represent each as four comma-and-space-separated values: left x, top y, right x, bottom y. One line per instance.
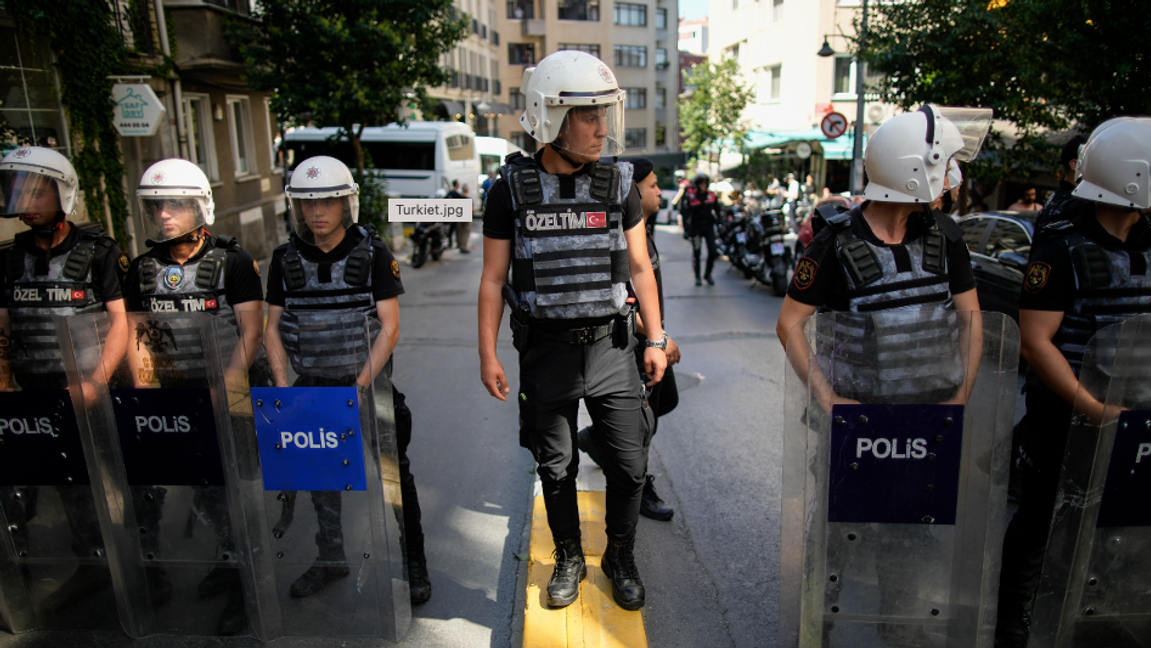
756, 209, 792, 296
410, 220, 451, 268
718, 207, 759, 279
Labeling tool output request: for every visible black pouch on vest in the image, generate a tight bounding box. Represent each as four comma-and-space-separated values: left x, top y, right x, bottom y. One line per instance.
62, 243, 95, 281
282, 252, 307, 291
195, 252, 225, 290
139, 257, 158, 293
343, 247, 372, 286
1073, 244, 1113, 290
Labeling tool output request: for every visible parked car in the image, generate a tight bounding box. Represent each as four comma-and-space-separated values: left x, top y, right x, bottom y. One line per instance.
956, 210, 1038, 321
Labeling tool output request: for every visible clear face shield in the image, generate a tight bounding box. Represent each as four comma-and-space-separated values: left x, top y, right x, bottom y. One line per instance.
140, 197, 208, 244
551, 99, 626, 160
926, 106, 994, 163
0, 170, 61, 219
289, 195, 356, 247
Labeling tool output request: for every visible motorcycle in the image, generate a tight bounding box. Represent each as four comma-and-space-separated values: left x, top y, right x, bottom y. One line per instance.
409, 220, 451, 268
756, 209, 792, 296
718, 207, 759, 279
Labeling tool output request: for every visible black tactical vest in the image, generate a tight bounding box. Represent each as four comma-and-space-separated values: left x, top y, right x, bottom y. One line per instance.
279, 227, 382, 380
502, 153, 632, 320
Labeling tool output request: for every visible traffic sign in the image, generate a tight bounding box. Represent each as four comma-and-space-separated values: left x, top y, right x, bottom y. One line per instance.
111, 83, 166, 137
821, 112, 848, 139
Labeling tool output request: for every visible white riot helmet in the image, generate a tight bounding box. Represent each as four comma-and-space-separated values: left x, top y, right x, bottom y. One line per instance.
137, 158, 215, 244
285, 156, 358, 246
863, 105, 992, 204
0, 146, 80, 225
1073, 117, 1151, 210
518, 50, 626, 159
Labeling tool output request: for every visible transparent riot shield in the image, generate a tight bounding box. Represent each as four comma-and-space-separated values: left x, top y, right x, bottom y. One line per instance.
252, 311, 408, 640
60, 310, 276, 639
781, 310, 1020, 648
1030, 314, 1151, 647
0, 312, 120, 633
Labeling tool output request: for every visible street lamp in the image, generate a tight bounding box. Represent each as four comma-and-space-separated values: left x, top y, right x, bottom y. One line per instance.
817, 0, 868, 196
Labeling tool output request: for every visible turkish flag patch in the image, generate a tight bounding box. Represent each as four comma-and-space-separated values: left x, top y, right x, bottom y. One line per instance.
587, 212, 607, 228
205, 299, 219, 309
71, 290, 86, 300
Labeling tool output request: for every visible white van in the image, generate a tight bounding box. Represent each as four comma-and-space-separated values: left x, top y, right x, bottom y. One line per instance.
282, 122, 481, 198
476, 136, 527, 187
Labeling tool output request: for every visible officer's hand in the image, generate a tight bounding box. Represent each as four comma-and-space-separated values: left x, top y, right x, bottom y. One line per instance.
79, 380, 101, 409
482, 357, 510, 401
1085, 400, 1126, 427
643, 347, 666, 386
665, 337, 681, 366
817, 391, 860, 414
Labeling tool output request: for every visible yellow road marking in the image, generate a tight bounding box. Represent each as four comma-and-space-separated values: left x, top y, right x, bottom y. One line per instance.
523, 491, 647, 648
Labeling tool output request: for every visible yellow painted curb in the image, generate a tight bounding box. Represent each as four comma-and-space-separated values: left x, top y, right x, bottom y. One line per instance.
523, 491, 647, 648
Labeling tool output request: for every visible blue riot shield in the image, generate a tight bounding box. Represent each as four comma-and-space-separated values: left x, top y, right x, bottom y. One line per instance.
781, 310, 1020, 647
1030, 315, 1151, 647
254, 311, 408, 640
0, 313, 119, 633
60, 310, 276, 639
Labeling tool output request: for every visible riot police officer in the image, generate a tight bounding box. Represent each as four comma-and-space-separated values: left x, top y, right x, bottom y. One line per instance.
0, 145, 128, 611
1034, 133, 1087, 230
478, 51, 666, 611
995, 117, 1151, 647
681, 173, 722, 285
263, 155, 431, 604
121, 158, 266, 634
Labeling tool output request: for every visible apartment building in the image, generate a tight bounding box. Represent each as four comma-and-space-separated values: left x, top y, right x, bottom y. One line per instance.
492, 0, 683, 166
427, 0, 513, 137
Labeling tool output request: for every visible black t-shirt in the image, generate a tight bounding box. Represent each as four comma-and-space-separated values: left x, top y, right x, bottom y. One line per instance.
787, 204, 977, 310
266, 227, 404, 307
122, 233, 263, 312
0, 222, 124, 308
1021, 209, 1151, 312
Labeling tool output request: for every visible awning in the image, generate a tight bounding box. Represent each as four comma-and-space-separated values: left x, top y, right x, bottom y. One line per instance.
743, 126, 865, 160
490, 102, 518, 115
622, 151, 688, 167
440, 99, 465, 117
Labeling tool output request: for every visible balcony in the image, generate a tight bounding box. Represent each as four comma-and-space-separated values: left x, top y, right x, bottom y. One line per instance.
522, 19, 546, 36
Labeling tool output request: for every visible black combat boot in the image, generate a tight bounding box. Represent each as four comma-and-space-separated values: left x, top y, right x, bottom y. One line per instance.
216, 585, 247, 636
409, 555, 432, 604
601, 538, 645, 610
546, 537, 586, 607
290, 546, 350, 597
40, 566, 112, 612
639, 475, 674, 521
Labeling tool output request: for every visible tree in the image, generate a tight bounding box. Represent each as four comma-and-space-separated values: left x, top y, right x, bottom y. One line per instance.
678, 58, 755, 169
859, 0, 1151, 184
228, 0, 468, 219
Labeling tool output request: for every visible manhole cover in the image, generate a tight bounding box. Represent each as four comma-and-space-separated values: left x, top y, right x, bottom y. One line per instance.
424, 289, 467, 297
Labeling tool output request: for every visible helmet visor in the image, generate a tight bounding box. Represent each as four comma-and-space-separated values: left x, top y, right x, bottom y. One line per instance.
552, 102, 626, 159
933, 107, 993, 162
0, 170, 60, 218
289, 195, 356, 246
140, 197, 208, 243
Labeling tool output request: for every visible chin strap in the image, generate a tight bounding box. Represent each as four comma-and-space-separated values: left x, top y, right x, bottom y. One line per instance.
30, 212, 66, 236
549, 143, 586, 171
146, 227, 205, 248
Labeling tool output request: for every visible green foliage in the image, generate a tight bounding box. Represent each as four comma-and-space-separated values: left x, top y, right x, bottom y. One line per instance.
227, 0, 469, 199
678, 58, 755, 167
12, 2, 132, 248
860, 0, 1151, 183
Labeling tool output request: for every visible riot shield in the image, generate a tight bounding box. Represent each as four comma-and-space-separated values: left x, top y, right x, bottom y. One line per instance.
0, 312, 121, 633
1030, 314, 1151, 647
60, 310, 276, 639
252, 310, 408, 640
781, 310, 1020, 648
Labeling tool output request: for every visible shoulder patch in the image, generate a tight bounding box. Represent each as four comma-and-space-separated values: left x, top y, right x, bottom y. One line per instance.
118, 254, 130, 273
1025, 261, 1051, 294
252, 260, 261, 277
794, 257, 818, 290
391, 259, 401, 279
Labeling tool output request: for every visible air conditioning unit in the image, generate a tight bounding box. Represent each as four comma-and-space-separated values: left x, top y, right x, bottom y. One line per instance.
866, 103, 891, 124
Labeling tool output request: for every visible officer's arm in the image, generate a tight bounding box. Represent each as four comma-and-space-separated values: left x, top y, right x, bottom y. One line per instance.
357, 297, 399, 388
80, 298, 130, 405
776, 296, 854, 411
479, 236, 512, 400
625, 224, 666, 385
0, 307, 10, 390
264, 305, 290, 387
229, 300, 264, 375
1020, 308, 1113, 423
950, 289, 983, 405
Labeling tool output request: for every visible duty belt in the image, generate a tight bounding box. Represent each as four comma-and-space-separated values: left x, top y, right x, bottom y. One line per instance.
532, 319, 617, 345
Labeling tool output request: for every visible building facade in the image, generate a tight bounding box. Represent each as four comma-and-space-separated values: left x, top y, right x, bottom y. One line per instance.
426, 0, 512, 138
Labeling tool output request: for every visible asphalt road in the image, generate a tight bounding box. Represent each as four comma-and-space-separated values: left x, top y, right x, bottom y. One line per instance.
0, 219, 791, 648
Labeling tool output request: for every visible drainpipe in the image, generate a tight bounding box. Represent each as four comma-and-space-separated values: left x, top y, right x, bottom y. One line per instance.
154, 0, 190, 159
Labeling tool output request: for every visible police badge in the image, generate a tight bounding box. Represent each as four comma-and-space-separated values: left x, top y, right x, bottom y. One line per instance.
794, 257, 818, 290
164, 266, 184, 289
1025, 261, 1051, 294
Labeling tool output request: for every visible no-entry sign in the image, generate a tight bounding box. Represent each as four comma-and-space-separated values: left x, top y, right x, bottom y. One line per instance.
821, 112, 848, 139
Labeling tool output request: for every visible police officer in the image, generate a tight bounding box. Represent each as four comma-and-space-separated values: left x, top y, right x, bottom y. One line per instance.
121, 158, 266, 634
0, 145, 129, 610
478, 51, 666, 611
263, 155, 431, 604
681, 173, 722, 285
995, 117, 1151, 648
1034, 134, 1087, 230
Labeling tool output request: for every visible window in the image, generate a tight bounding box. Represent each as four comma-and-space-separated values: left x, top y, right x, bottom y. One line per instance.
832, 57, 885, 96
446, 134, 475, 162
508, 43, 536, 65
510, 132, 536, 152
507, 0, 533, 18
614, 45, 647, 68
0, 11, 69, 152
984, 220, 1031, 259
756, 64, 781, 102
559, 43, 602, 58
655, 87, 667, 108
624, 88, 646, 109
960, 218, 990, 251
772, 0, 784, 22
655, 48, 668, 69
655, 124, 666, 147
624, 128, 646, 149
283, 139, 436, 172
226, 96, 257, 176
509, 88, 526, 110
655, 7, 667, 29
182, 94, 219, 181
614, 2, 646, 26
558, 0, 600, 21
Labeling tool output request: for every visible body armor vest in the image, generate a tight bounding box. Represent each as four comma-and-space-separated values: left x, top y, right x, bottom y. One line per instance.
821, 210, 964, 402
5, 230, 106, 377
1051, 227, 1151, 377
279, 227, 381, 380
138, 237, 238, 380
503, 154, 632, 320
